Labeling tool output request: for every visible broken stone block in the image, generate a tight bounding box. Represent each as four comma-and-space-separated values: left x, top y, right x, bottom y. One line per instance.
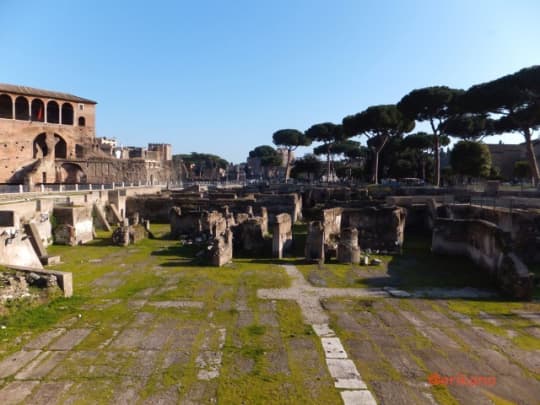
210, 229, 233, 267
272, 213, 292, 259
337, 228, 360, 264
53, 206, 93, 245
305, 221, 325, 263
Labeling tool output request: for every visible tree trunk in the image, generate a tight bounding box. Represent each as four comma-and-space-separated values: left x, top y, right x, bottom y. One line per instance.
371, 135, 389, 184
372, 148, 380, 184
434, 135, 440, 187
284, 148, 292, 183
326, 145, 331, 183
524, 127, 540, 186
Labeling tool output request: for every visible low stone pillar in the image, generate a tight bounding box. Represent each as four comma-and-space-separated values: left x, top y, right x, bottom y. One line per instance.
272, 213, 292, 259
337, 227, 361, 264
305, 221, 325, 263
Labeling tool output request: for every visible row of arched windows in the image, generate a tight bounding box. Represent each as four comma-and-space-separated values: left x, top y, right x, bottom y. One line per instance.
0, 94, 85, 126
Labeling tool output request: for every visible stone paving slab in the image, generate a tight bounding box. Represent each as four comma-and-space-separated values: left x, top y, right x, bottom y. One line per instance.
321, 337, 348, 359
0, 349, 41, 378
340, 389, 378, 405
0, 380, 40, 405
147, 300, 204, 309
24, 328, 66, 350
25, 381, 73, 405
326, 358, 367, 389
15, 351, 67, 379
48, 328, 91, 350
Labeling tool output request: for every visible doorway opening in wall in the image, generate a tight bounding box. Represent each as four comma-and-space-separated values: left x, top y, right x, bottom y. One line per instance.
42, 172, 46, 184
33, 133, 49, 158
54, 134, 67, 159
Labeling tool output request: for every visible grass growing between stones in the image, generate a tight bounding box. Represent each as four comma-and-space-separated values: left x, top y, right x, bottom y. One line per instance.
296, 235, 493, 291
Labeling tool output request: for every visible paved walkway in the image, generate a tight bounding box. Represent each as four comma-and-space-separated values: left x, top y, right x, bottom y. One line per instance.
259, 265, 380, 404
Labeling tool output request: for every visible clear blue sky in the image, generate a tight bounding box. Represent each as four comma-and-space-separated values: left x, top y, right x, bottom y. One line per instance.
1, 0, 539, 163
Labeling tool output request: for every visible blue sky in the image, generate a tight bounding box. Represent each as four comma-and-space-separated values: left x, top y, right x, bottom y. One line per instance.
1, 0, 539, 163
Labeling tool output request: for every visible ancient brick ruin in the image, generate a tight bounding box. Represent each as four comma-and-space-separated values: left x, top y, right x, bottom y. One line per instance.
0, 84, 178, 187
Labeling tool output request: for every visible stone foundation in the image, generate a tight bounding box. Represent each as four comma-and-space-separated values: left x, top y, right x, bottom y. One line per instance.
432, 218, 533, 300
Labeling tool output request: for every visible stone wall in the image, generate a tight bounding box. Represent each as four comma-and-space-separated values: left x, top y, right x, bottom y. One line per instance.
169, 208, 226, 240
305, 221, 325, 263
53, 205, 93, 245
440, 204, 540, 264
210, 229, 233, 267
432, 218, 533, 300
272, 213, 292, 259
342, 205, 406, 253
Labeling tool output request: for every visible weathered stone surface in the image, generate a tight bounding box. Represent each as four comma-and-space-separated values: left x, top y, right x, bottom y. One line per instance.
0, 350, 41, 378
24, 328, 66, 350
342, 205, 407, 253
48, 328, 91, 350
209, 228, 233, 267
15, 351, 67, 379
305, 221, 325, 263
53, 205, 93, 245
432, 217, 534, 299
0, 380, 40, 405
272, 213, 292, 259
337, 227, 360, 264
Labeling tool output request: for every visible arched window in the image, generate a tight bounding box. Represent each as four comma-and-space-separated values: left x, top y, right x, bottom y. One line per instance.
46, 101, 59, 123
31, 99, 45, 122
0, 94, 12, 119
15, 96, 29, 120
33, 133, 48, 158
61, 103, 74, 125
78, 116, 86, 127
54, 134, 67, 159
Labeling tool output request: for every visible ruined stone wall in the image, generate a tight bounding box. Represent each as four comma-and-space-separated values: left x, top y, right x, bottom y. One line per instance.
210, 229, 233, 267
0, 212, 42, 269
305, 221, 325, 263
441, 204, 540, 264
322, 207, 342, 245
342, 206, 406, 253
272, 213, 292, 259
432, 218, 533, 300
53, 205, 93, 245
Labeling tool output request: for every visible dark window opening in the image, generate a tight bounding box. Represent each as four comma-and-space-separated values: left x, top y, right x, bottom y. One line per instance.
31, 99, 45, 122
78, 116, 86, 127
61, 103, 74, 125
33, 133, 49, 158
0, 94, 12, 119
47, 101, 59, 123
54, 134, 67, 159
15, 96, 29, 120
75, 144, 84, 158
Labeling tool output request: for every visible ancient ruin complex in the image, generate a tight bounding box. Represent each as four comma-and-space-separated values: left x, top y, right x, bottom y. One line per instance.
0, 83, 178, 187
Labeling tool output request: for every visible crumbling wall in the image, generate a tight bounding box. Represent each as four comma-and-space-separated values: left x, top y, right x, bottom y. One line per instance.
337, 227, 360, 264
210, 229, 233, 266
342, 205, 406, 253
305, 221, 325, 263
233, 218, 267, 254
0, 212, 43, 268
440, 204, 540, 264
432, 218, 533, 300
272, 213, 292, 259
169, 208, 226, 240
53, 205, 93, 245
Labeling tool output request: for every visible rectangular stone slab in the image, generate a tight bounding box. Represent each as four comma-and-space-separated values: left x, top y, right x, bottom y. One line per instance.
321, 337, 348, 358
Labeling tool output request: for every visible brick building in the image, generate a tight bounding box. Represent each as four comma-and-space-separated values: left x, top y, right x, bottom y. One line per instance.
0, 83, 178, 186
